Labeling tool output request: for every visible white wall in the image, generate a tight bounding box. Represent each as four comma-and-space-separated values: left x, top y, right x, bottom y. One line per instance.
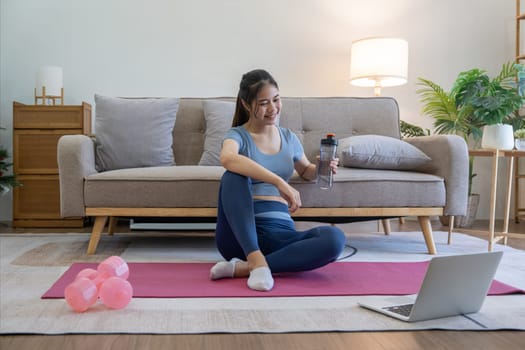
0, 0, 520, 221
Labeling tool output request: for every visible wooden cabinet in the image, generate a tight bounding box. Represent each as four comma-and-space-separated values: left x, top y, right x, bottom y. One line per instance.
12, 101, 91, 227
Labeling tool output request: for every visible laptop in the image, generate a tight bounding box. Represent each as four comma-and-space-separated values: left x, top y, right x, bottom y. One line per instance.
358, 251, 503, 322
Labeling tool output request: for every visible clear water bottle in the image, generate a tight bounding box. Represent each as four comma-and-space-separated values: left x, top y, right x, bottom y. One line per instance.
317, 133, 338, 190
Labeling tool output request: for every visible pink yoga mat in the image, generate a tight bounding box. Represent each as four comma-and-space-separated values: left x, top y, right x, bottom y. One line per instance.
42, 261, 522, 299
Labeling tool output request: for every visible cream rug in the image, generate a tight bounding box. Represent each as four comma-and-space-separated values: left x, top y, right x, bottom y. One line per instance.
1, 230, 524, 334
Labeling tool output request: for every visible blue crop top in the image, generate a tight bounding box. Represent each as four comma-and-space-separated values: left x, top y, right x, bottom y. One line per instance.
224, 126, 304, 196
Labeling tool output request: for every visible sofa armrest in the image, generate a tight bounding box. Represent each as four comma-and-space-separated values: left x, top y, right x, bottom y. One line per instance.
57, 135, 98, 217
405, 135, 469, 216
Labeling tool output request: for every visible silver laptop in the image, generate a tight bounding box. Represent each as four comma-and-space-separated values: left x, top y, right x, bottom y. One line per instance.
358, 251, 503, 322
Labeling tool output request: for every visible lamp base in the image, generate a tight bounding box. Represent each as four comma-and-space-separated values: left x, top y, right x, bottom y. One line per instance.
35, 87, 64, 105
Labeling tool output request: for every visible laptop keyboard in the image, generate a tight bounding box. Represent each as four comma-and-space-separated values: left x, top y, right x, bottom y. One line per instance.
383, 303, 413, 317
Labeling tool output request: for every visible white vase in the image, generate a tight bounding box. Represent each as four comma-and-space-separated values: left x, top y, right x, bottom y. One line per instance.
481, 124, 514, 150
516, 138, 525, 150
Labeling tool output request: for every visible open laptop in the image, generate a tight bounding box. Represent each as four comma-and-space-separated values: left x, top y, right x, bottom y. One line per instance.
358, 251, 503, 322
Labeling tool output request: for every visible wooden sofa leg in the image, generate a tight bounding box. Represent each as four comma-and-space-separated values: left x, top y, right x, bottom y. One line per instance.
108, 216, 118, 236
417, 216, 437, 254
87, 216, 108, 255
447, 216, 455, 245
381, 219, 391, 235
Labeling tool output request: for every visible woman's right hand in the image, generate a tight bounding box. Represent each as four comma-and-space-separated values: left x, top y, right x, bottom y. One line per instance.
277, 180, 302, 213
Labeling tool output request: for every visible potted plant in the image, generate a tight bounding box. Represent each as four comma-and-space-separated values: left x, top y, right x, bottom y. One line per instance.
456, 63, 525, 150
415, 62, 525, 227
417, 62, 525, 227
515, 128, 525, 150
0, 127, 21, 195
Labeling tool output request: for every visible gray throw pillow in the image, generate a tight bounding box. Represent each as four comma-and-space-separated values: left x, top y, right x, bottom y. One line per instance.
94, 94, 179, 171
339, 135, 431, 170
198, 100, 236, 166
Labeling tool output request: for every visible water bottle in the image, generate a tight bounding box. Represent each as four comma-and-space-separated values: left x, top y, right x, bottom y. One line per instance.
317, 133, 338, 190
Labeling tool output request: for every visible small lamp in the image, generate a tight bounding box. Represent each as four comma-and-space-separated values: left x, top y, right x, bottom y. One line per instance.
350, 37, 408, 96
35, 66, 64, 105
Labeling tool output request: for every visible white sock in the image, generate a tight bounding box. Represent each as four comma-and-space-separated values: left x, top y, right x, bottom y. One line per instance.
210, 258, 240, 280
247, 266, 274, 291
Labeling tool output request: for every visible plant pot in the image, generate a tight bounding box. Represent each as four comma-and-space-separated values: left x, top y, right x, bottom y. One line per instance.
516, 138, 525, 150
439, 193, 480, 228
481, 124, 514, 150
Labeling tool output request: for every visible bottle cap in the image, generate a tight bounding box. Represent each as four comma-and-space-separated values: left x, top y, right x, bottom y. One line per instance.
321, 133, 338, 146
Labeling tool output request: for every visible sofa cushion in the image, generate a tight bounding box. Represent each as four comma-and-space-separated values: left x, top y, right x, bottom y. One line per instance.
199, 100, 235, 166
84, 166, 225, 208
94, 95, 179, 171
291, 167, 445, 208
83, 166, 444, 209
338, 135, 431, 170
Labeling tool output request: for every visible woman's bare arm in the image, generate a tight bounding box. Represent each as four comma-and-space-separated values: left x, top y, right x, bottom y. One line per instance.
294, 154, 339, 181
220, 139, 302, 212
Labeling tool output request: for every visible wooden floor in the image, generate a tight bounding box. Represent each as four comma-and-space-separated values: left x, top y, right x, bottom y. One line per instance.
1, 218, 524, 350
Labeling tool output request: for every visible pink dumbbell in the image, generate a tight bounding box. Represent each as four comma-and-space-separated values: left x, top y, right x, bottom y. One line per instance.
64, 277, 99, 312
64, 256, 132, 312
99, 277, 133, 309
97, 256, 130, 280
75, 268, 106, 289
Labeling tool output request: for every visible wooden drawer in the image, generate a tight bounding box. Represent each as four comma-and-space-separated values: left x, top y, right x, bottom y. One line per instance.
13, 102, 91, 131
13, 129, 81, 174
13, 175, 62, 219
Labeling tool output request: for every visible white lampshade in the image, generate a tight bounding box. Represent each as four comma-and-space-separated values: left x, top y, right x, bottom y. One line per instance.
350, 37, 408, 95
36, 66, 63, 97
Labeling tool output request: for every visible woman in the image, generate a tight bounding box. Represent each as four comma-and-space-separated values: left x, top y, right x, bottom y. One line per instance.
210, 69, 346, 291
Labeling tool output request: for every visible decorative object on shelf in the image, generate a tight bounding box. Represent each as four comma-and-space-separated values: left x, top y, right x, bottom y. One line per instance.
0, 127, 21, 196
459, 63, 525, 150
35, 66, 64, 105
417, 62, 525, 227
417, 62, 525, 190
349, 37, 408, 96
482, 124, 515, 150
514, 128, 525, 150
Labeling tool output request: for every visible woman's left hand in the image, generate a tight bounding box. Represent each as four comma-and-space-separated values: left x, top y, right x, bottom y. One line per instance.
330, 157, 339, 174
276, 179, 302, 213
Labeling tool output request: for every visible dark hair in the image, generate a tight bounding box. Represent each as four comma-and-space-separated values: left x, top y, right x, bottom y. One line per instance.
232, 69, 279, 127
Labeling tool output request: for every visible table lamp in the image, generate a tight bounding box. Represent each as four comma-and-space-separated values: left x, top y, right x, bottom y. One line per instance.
350, 37, 408, 96
35, 66, 64, 105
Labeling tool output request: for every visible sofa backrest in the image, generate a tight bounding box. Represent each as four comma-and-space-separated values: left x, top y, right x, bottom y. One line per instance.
173, 97, 400, 165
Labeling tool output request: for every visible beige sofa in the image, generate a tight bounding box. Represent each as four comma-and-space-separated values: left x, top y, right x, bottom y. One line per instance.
58, 97, 469, 255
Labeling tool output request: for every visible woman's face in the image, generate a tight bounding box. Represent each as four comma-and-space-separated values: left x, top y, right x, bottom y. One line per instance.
249, 84, 281, 125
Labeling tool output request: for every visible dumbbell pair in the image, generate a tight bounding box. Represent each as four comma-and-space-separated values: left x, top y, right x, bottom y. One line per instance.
65, 256, 133, 312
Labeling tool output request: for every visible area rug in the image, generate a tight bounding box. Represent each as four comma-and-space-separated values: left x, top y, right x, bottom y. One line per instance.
10, 237, 130, 266
42, 261, 522, 299
1, 230, 525, 334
